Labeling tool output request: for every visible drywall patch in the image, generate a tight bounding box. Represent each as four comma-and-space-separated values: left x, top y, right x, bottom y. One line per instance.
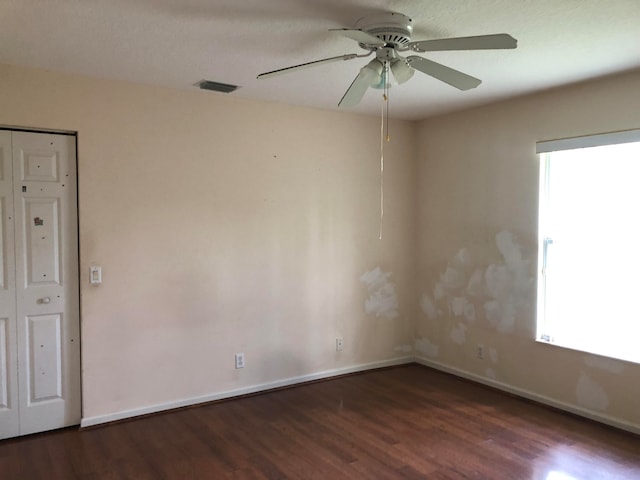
483, 231, 531, 333
450, 323, 467, 345
450, 296, 468, 317
484, 299, 517, 333
394, 344, 412, 354
576, 372, 609, 411
584, 355, 624, 374
489, 347, 499, 364
466, 268, 485, 298
415, 337, 439, 358
419, 230, 533, 334
360, 267, 399, 320
420, 293, 439, 320
463, 302, 476, 323
485, 368, 497, 379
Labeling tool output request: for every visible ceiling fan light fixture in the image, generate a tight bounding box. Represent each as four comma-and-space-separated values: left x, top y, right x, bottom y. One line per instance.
391, 58, 414, 85
361, 58, 384, 87
370, 76, 388, 90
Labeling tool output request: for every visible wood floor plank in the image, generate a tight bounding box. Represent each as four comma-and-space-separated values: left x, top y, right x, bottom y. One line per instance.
1, 364, 639, 479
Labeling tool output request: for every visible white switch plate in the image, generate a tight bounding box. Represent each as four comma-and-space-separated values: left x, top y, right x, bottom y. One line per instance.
235, 353, 245, 369
90, 266, 102, 285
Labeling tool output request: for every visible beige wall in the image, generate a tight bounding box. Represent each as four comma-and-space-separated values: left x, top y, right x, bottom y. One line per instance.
415, 68, 640, 431
2, 61, 639, 431
0, 63, 417, 420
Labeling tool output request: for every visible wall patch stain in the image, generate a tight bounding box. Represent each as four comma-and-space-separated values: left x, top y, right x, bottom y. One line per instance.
420, 293, 439, 320
584, 355, 624, 374
442, 265, 466, 290
360, 267, 399, 320
420, 230, 533, 334
485, 368, 497, 379
489, 347, 499, 364
394, 344, 413, 354
484, 263, 512, 301
576, 372, 610, 411
415, 337, 439, 358
450, 296, 468, 317
484, 299, 517, 333
433, 281, 446, 301
450, 323, 467, 345
463, 302, 476, 323
482, 231, 531, 333
466, 268, 485, 298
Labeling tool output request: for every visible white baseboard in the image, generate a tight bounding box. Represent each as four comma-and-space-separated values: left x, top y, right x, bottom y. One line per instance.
82, 355, 640, 435
80, 356, 413, 428
414, 356, 640, 436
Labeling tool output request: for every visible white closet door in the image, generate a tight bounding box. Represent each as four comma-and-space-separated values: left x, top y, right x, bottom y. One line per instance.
11, 131, 80, 436
0, 131, 19, 440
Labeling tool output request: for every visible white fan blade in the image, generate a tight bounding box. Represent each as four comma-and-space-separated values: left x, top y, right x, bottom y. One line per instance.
257, 54, 359, 79
338, 59, 384, 107
338, 70, 373, 108
409, 34, 517, 52
330, 28, 385, 47
407, 56, 481, 90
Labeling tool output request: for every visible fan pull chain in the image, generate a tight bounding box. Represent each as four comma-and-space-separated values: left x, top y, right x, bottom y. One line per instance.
379, 62, 390, 241
385, 63, 390, 142
379, 92, 385, 241
378, 63, 387, 240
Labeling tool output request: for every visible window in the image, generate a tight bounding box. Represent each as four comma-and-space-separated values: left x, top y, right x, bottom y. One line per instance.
536, 129, 640, 364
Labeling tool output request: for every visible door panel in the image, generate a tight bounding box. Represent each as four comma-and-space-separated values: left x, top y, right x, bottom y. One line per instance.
19, 150, 59, 183
23, 198, 61, 285
0, 131, 19, 440
1, 197, 6, 289
27, 314, 63, 403
0, 317, 9, 407
12, 131, 80, 437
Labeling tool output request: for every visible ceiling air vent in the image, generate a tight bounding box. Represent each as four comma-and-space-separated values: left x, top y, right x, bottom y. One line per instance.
197, 80, 239, 93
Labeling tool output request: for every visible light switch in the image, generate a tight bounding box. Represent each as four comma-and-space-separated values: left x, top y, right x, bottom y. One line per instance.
90, 266, 102, 285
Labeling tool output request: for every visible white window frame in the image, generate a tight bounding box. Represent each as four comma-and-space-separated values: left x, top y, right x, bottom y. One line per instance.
536, 129, 640, 364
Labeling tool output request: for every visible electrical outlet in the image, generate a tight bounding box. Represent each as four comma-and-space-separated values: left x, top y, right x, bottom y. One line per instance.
235, 353, 245, 369
336, 338, 344, 352
476, 344, 485, 360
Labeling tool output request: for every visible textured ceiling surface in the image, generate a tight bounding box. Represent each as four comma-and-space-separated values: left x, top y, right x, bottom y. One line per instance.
1, 0, 640, 120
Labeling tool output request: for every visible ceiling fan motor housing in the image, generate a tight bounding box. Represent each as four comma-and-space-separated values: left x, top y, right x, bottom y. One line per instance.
356, 12, 413, 48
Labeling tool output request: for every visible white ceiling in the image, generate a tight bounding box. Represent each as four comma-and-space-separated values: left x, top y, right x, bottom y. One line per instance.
1, 0, 640, 120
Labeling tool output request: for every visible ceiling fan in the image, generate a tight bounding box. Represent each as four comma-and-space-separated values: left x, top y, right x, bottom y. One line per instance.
257, 12, 517, 107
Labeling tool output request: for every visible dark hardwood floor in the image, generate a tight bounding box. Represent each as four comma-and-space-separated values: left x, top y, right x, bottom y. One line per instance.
1, 364, 639, 479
